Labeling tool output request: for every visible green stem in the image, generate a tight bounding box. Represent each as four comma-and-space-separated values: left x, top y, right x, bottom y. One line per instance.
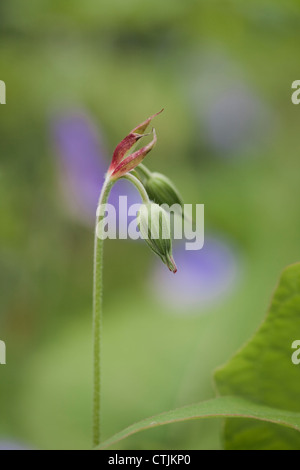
93, 176, 114, 447
122, 173, 150, 204
92, 172, 149, 447
135, 163, 152, 181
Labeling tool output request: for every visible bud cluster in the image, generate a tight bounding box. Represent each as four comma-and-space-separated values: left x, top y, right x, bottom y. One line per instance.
106, 110, 183, 273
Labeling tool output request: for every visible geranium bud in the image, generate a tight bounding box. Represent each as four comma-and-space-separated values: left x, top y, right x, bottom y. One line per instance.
144, 172, 183, 208
108, 110, 163, 176
137, 203, 177, 273
108, 132, 146, 174
110, 129, 157, 180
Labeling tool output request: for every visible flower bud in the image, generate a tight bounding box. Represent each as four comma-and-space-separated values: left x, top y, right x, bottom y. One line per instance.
144, 172, 183, 209
137, 203, 177, 273
108, 110, 163, 178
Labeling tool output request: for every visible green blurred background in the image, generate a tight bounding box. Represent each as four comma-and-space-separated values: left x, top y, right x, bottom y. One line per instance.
1, 0, 300, 450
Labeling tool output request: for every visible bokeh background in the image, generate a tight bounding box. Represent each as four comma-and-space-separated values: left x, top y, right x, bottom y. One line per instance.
1, 0, 300, 450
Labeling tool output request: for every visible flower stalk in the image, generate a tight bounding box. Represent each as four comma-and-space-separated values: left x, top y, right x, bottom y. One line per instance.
92, 110, 180, 447
92, 176, 114, 447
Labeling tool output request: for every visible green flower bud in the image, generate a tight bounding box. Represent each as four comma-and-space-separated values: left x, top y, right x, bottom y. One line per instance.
144, 172, 183, 209
137, 203, 177, 273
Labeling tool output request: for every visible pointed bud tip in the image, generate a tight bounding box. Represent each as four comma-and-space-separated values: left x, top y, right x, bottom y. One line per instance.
167, 255, 177, 274
131, 109, 164, 134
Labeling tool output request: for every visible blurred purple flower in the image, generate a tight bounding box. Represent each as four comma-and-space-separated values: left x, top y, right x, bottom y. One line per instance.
51, 111, 141, 226
205, 86, 271, 156
149, 236, 239, 313
0, 440, 31, 450
186, 50, 274, 158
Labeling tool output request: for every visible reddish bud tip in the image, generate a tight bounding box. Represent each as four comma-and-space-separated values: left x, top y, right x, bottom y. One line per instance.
167, 255, 178, 274
110, 128, 157, 180
131, 109, 164, 135
108, 110, 163, 177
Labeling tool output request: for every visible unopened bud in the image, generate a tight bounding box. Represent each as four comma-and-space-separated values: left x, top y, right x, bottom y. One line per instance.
144, 172, 183, 209
137, 203, 177, 273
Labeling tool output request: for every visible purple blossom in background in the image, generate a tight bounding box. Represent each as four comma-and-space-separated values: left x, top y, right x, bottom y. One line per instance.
186, 50, 273, 158
51, 111, 141, 226
0, 440, 31, 450
205, 86, 271, 156
149, 236, 239, 313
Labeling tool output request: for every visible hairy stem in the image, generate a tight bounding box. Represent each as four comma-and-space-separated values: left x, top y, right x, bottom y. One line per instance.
122, 172, 150, 204
136, 163, 152, 180
93, 176, 114, 447
92, 172, 149, 447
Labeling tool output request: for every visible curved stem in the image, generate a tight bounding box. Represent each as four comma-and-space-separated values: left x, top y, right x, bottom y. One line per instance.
92, 172, 148, 447
122, 173, 150, 204
93, 176, 114, 447
136, 163, 152, 180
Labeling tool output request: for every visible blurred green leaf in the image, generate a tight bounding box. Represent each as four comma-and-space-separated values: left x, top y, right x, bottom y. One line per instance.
215, 262, 300, 449
95, 263, 300, 450
95, 395, 300, 450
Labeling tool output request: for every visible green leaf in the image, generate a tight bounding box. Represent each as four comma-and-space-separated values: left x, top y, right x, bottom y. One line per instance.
215, 263, 300, 449
95, 396, 300, 450
94, 263, 300, 450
